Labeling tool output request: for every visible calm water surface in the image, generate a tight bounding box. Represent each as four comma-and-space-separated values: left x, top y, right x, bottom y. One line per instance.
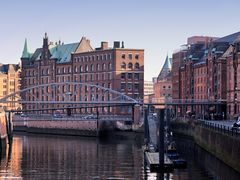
0, 133, 239, 179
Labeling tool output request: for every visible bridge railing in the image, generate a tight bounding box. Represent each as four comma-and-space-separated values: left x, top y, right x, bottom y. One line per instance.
197, 120, 240, 137
13, 114, 132, 121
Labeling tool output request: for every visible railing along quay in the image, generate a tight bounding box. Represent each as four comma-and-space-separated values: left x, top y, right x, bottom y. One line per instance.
198, 120, 240, 137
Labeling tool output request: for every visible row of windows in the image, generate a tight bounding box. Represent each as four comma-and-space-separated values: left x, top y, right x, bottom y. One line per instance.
121, 53, 139, 60
25, 63, 113, 77
27, 72, 115, 85
121, 62, 140, 69
121, 83, 140, 91
162, 85, 171, 89
195, 68, 206, 75
74, 53, 112, 62
121, 73, 140, 80
0, 79, 7, 83
72, 63, 112, 73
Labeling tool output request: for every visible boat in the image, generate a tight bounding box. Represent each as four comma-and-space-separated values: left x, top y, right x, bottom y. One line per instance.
166, 141, 187, 169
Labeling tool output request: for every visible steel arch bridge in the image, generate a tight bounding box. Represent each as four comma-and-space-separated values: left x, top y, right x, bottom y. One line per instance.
0, 82, 138, 110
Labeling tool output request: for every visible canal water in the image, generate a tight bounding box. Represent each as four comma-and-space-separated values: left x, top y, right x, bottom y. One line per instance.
0, 133, 239, 179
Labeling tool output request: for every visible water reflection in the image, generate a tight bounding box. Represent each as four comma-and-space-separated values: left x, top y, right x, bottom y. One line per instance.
0, 134, 239, 179
0, 134, 143, 179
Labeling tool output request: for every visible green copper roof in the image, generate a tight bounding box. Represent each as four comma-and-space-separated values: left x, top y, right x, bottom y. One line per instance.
21, 39, 30, 59
50, 43, 79, 63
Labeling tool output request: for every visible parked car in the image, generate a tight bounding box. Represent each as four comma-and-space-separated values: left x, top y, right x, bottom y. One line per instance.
83, 114, 96, 119
20, 113, 28, 117
231, 117, 240, 130
53, 114, 63, 118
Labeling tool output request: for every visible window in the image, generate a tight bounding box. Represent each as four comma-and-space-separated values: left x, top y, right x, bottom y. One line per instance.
102, 63, 106, 70
85, 65, 88, 72
134, 84, 139, 91
127, 83, 132, 91
121, 73, 126, 79
80, 65, 83, 72
108, 63, 112, 70
91, 64, 94, 71
97, 64, 100, 71
121, 62, 126, 69
135, 63, 140, 69
134, 73, 139, 80
128, 53, 133, 60
121, 83, 126, 90
135, 54, 139, 59
128, 63, 133, 69
128, 73, 132, 79
122, 54, 126, 59
108, 54, 112, 60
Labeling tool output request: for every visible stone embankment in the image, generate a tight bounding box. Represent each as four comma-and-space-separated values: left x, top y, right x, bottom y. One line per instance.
171, 119, 240, 173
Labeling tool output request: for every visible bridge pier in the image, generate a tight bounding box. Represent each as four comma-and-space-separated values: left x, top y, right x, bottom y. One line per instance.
133, 104, 140, 125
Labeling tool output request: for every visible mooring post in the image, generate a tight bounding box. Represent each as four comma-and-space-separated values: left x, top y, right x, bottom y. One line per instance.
96, 108, 99, 136
158, 109, 165, 169
144, 107, 149, 145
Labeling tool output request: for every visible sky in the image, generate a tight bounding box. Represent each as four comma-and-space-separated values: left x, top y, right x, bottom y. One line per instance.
0, 0, 239, 80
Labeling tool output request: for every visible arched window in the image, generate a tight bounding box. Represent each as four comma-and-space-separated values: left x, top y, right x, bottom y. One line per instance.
135, 63, 140, 69
80, 65, 83, 72
85, 65, 88, 72
128, 62, 133, 69
108, 63, 112, 70
121, 62, 126, 69
97, 64, 100, 71
91, 64, 94, 71
102, 63, 106, 70
75, 66, 78, 72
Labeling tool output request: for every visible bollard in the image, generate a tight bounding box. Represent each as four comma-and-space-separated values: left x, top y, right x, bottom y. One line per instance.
157, 109, 165, 169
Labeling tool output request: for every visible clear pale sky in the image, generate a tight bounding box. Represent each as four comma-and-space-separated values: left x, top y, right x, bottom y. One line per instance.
0, 0, 239, 80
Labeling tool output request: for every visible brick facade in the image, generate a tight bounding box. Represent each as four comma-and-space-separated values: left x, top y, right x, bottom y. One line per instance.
21, 34, 144, 115
172, 32, 240, 119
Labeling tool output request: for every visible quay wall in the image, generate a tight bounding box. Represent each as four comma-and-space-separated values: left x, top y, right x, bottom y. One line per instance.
171, 120, 240, 173
13, 117, 99, 136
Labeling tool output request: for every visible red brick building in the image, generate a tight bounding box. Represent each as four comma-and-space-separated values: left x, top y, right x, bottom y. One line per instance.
21, 33, 144, 115
172, 32, 240, 119
152, 56, 172, 109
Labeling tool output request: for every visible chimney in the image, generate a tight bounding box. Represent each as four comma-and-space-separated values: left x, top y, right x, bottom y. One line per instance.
101, 42, 108, 50
121, 41, 124, 48
113, 41, 120, 48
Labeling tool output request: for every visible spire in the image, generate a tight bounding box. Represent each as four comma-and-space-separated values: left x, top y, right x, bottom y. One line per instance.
21, 38, 30, 59
157, 55, 172, 81
162, 55, 171, 70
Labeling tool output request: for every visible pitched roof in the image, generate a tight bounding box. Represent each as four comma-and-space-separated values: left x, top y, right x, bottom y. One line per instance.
214, 31, 240, 43
0, 64, 20, 73
29, 42, 79, 63
50, 43, 79, 63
